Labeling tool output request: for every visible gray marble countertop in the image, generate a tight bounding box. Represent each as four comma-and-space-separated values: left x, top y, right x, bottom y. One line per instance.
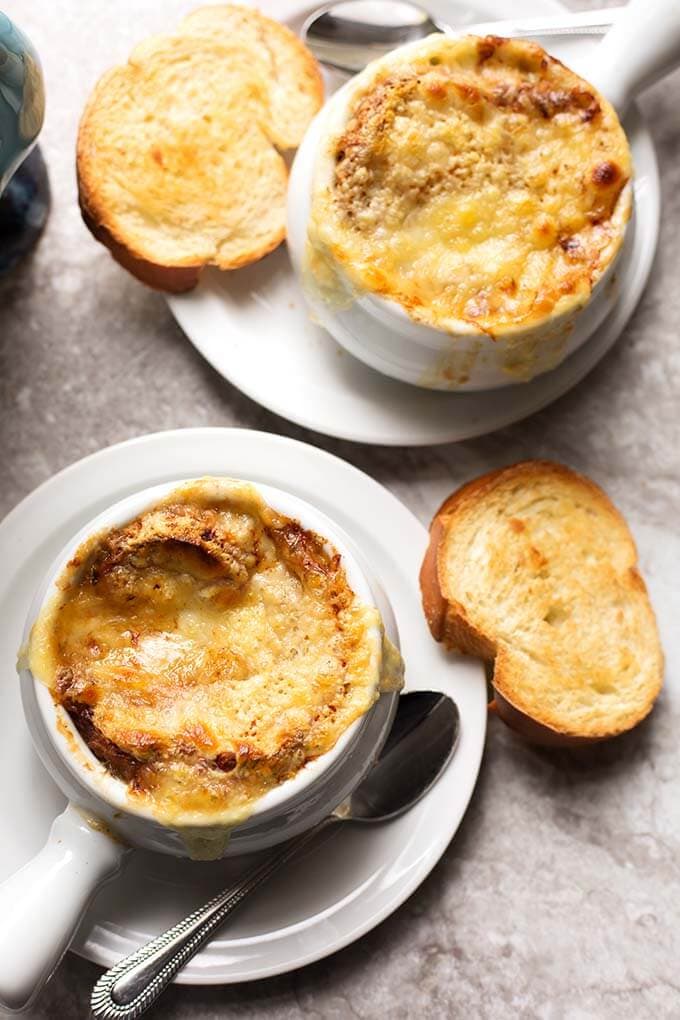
1, 1, 678, 1017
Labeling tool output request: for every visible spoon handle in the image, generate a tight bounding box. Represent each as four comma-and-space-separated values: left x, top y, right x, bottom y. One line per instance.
588, 0, 680, 113
465, 8, 620, 38
90, 819, 336, 1020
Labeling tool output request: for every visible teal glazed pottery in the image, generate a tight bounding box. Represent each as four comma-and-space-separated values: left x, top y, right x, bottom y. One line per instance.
0, 11, 49, 273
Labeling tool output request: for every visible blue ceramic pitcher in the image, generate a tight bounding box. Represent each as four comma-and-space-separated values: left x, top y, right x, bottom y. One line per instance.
0, 11, 49, 273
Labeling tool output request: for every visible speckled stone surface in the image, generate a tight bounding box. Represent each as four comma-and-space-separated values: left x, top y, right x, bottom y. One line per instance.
1, 1, 679, 1018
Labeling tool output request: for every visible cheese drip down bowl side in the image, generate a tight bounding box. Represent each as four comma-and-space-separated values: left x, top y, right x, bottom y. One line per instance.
287, 33, 634, 391
19, 477, 402, 860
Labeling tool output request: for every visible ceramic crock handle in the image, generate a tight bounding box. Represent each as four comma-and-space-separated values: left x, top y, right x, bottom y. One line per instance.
0, 803, 127, 1013
589, 0, 680, 114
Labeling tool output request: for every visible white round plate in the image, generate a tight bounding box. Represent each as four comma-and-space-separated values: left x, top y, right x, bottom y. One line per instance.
0, 428, 486, 983
166, 0, 660, 446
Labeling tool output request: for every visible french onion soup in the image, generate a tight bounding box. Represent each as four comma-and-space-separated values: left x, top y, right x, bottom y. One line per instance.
28, 479, 402, 854
307, 34, 632, 337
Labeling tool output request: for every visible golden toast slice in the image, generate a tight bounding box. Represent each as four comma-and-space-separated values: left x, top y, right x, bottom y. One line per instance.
420, 461, 663, 745
77, 7, 323, 291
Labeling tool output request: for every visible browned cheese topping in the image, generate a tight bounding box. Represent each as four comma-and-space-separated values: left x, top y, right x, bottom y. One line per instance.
308, 35, 632, 335
29, 480, 392, 828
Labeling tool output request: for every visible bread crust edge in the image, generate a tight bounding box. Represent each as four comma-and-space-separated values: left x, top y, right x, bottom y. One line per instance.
79, 198, 202, 293
77, 169, 287, 292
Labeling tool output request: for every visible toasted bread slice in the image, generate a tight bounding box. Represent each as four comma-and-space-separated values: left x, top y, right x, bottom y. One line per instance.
181, 5, 323, 150
77, 8, 323, 291
420, 461, 663, 745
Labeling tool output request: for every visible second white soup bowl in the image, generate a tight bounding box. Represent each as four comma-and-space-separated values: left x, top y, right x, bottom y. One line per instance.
286, 35, 632, 392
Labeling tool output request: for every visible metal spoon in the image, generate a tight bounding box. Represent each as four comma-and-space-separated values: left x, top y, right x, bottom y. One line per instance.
303, 1, 622, 73
90, 691, 460, 1020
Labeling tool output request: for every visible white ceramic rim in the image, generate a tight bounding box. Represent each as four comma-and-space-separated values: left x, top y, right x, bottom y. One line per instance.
22, 477, 388, 834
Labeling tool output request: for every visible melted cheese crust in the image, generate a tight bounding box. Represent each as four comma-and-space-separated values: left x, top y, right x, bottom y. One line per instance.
29, 480, 394, 829
308, 35, 632, 335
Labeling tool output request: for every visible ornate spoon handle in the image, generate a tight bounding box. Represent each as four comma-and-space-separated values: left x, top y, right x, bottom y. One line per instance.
90, 820, 335, 1020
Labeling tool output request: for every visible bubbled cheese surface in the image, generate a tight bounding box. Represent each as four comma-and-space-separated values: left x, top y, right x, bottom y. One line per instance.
308, 35, 632, 336
28, 479, 397, 831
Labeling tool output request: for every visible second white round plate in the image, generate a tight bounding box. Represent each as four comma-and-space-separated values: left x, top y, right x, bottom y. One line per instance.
166, 0, 660, 446
0, 428, 486, 983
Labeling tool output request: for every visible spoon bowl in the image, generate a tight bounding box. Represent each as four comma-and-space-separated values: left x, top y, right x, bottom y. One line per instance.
346, 690, 459, 820
303, 0, 443, 72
